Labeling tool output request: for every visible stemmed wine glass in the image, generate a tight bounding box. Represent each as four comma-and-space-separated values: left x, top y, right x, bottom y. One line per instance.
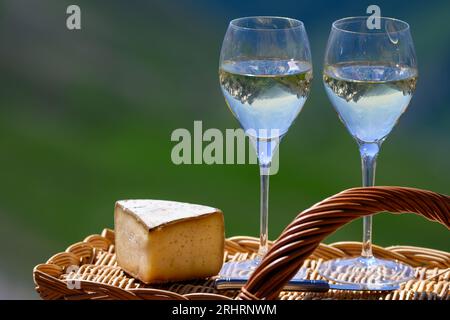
218, 16, 312, 277
318, 17, 418, 289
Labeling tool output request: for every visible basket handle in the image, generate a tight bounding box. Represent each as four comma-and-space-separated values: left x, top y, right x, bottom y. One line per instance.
238, 186, 450, 300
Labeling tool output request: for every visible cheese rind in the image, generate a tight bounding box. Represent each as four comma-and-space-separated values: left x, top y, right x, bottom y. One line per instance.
116, 199, 220, 230
114, 200, 224, 284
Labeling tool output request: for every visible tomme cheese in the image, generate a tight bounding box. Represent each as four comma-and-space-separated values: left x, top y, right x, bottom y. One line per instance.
114, 200, 224, 284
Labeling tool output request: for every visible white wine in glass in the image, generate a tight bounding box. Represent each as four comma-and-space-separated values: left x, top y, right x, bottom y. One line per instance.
319, 17, 418, 289
218, 17, 312, 278
324, 63, 417, 142
220, 59, 312, 140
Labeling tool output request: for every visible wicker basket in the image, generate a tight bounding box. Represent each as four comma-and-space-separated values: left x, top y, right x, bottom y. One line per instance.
33, 186, 449, 300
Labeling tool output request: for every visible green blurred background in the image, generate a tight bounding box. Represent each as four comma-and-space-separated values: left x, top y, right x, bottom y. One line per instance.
0, 0, 448, 299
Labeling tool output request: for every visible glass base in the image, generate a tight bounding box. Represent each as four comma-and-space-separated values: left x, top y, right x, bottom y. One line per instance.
317, 256, 415, 290
219, 257, 307, 280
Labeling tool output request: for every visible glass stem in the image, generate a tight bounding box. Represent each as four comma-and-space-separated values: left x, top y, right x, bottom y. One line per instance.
258, 166, 270, 257
359, 142, 380, 259
253, 136, 278, 258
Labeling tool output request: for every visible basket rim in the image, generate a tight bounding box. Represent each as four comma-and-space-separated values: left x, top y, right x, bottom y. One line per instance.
33, 228, 450, 300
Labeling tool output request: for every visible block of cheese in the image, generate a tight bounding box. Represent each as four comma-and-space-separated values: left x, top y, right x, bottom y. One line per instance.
114, 199, 224, 284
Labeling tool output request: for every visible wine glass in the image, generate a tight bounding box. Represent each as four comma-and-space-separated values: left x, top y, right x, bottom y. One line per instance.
318, 17, 418, 289
218, 16, 312, 277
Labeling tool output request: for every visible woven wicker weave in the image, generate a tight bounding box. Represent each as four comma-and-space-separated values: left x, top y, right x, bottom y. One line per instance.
33, 186, 449, 300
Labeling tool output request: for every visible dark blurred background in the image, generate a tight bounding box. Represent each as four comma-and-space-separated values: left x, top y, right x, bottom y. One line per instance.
0, 0, 448, 299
